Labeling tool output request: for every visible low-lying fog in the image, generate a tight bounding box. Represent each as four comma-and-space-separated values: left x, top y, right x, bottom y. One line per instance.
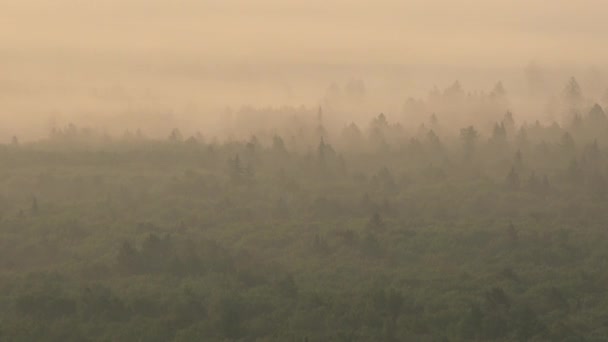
1, 0, 607, 140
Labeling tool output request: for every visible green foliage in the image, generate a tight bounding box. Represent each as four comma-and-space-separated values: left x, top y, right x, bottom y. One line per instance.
2, 108, 608, 340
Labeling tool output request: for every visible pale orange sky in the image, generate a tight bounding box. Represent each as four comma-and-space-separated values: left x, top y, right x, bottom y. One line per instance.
2, 0, 607, 66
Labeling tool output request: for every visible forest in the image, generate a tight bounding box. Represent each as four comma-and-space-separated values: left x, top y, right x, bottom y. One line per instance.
1, 77, 608, 341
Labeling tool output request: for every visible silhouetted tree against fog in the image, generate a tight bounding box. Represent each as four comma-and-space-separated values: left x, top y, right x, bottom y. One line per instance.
563, 77, 584, 117
316, 106, 327, 142
228, 154, 246, 184
583, 140, 601, 166
491, 81, 506, 99
272, 135, 287, 153
490, 81, 509, 108
426, 129, 442, 153
429, 113, 439, 127
340, 122, 365, 151
585, 104, 608, 139
246, 135, 258, 156
564, 77, 583, 102
444, 80, 464, 100
317, 137, 330, 164
587, 104, 606, 123
503, 111, 515, 134
460, 126, 479, 160
571, 113, 584, 131
169, 128, 184, 143
489, 122, 508, 152
369, 113, 390, 150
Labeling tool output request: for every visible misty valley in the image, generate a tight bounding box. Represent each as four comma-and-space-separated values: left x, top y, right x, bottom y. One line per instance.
0, 78, 608, 341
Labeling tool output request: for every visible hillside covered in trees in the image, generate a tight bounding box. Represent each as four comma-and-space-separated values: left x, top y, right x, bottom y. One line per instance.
2, 79, 608, 341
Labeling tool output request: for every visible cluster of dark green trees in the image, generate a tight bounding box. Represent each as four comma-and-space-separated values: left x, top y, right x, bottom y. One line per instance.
1, 90, 608, 340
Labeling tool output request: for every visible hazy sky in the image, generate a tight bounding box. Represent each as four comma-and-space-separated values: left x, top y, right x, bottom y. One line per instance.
1, 0, 608, 139
2, 0, 607, 67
